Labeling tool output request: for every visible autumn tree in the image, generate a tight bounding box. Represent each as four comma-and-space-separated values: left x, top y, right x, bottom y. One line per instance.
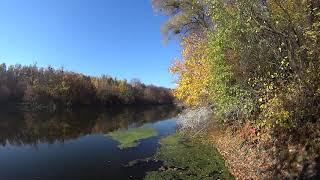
152, 0, 213, 40
170, 34, 211, 106
155, 0, 320, 178
0, 63, 174, 110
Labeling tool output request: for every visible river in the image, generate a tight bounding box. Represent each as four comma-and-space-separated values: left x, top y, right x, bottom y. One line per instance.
0, 106, 178, 180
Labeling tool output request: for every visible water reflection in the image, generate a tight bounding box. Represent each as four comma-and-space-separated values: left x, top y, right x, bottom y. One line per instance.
0, 105, 178, 146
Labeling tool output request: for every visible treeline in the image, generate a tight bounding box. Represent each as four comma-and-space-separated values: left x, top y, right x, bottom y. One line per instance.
0, 63, 174, 110
153, 0, 320, 178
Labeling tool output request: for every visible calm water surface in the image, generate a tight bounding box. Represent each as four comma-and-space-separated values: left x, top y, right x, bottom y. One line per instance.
0, 106, 178, 180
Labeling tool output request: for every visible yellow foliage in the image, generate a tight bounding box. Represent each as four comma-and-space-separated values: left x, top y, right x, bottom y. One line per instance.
259, 96, 291, 129
268, 0, 307, 26
170, 35, 211, 106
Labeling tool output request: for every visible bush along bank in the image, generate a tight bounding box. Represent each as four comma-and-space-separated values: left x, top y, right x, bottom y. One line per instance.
153, 0, 320, 178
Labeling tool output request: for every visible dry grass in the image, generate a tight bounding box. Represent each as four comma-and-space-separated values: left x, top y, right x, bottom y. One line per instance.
207, 123, 275, 180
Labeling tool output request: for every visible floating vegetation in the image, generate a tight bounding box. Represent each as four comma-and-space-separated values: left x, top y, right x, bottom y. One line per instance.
106, 127, 158, 149
125, 158, 155, 167
144, 134, 234, 180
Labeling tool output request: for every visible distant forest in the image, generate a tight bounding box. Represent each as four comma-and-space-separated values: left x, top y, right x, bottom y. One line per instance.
0, 63, 174, 111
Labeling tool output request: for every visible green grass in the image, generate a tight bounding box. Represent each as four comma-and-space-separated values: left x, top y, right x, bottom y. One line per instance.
106, 127, 158, 149
145, 133, 234, 180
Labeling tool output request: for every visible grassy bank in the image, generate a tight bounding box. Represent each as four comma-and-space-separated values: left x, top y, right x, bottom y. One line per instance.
145, 133, 233, 180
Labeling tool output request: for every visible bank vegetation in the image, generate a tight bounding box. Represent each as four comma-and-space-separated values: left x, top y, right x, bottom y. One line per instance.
153, 0, 320, 179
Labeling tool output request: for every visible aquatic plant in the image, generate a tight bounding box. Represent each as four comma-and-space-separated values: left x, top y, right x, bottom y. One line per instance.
145, 134, 233, 180
106, 127, 158, 149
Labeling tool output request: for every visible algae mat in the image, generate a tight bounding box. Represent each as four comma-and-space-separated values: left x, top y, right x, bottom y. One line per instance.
106, 127, 158, 149
145, 134, 234, 180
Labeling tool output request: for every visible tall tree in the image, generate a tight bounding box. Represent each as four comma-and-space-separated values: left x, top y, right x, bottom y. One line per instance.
152, 0, 213, 40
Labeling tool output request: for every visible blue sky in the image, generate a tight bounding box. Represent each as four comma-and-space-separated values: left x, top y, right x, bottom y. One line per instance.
0, 0, 180, 88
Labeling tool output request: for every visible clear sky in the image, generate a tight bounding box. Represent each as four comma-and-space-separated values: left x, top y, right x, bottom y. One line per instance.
0, 0, 180, 88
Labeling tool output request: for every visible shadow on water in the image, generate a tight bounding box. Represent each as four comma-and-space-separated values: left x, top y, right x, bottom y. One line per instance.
0, 105, 178, 180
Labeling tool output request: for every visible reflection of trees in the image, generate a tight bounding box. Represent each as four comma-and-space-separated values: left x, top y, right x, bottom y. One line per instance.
92, 105, 177, 133
0, 106, 178, 146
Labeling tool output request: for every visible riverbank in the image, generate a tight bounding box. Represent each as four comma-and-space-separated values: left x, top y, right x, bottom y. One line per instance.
207, 122, 320, 179
152, 0, 320, 178
167, 107, 320, 179
207, 123, 274, 179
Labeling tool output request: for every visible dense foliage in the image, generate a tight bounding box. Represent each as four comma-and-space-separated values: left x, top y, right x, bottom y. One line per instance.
0, 63, 174, 110
154, 0, 320, 178
169, 34, 211, 106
